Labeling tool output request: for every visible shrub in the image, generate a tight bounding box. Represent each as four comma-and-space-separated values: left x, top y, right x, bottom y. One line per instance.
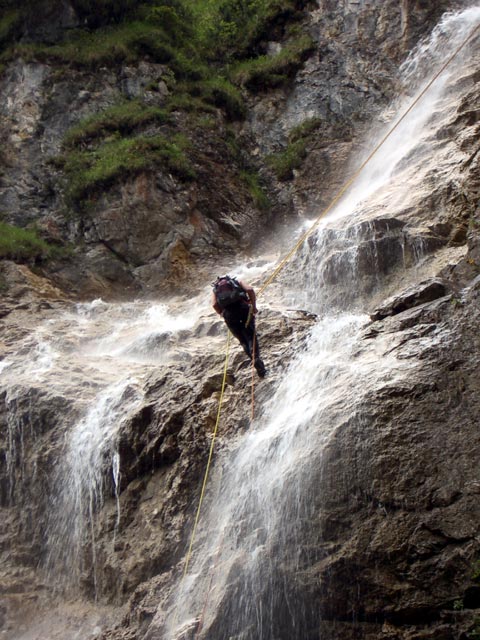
0, 221, 56, 261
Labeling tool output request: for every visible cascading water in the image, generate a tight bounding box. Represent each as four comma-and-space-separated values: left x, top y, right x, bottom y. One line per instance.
1, 298, 204, 600
1, 5, 478, 639
286, 5, 480, 314
161, 7, 480, 639
46, 378, 144, 596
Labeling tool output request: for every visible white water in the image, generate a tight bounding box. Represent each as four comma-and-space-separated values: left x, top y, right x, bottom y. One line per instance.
162, 7, 480, 639
1, 296, 218, 599
1, 5, 478, 637
46, 378, 143, 595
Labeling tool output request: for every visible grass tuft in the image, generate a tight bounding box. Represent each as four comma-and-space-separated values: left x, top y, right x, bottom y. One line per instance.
240, 170, 270, 211
230, 34, 314, 90
64, 100, 171, 148
62, 133, 195, 205
184, 77, 246, 120
266, 116, 322, 180
0, 221, 58, 261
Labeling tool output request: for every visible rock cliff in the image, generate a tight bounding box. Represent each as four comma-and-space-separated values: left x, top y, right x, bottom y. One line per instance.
1, 1, 480, 640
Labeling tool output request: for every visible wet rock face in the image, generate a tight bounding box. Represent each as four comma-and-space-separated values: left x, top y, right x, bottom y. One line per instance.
370, 277, 447, 320
307, 279, 480, 639
0, 260, 316, 633
0, 57, 269, 297
1, 2, 480, 639
0, 0, 464, 298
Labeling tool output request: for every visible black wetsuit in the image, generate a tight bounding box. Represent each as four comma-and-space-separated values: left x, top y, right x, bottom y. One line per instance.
222, 300, 261, 360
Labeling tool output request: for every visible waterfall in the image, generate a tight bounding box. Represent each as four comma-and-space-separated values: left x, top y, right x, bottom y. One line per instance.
46, 378, 143, 597
162, 7, 480, 639
1, 4, 478, 638
1, 298, 200, 599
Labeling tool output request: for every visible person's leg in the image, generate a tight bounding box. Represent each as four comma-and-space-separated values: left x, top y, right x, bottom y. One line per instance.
224, 307, 266, 376
223, 310, 252, 357
245, 318, 266, 377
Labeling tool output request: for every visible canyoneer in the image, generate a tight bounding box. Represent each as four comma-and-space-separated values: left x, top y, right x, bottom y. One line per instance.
212, 275, 266, 377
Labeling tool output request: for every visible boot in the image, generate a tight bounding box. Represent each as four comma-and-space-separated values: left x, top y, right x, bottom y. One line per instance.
254, 357, 266, 378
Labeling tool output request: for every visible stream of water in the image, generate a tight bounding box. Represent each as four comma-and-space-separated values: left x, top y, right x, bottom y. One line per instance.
1, 5, 479, 639
162, 7, 480, 639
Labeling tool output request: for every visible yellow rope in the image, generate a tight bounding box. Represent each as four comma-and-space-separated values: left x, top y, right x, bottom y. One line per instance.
176, 20, 480, 636
257, 21, 480, 298
180, 331, 231, 584
250, 333, 256, 422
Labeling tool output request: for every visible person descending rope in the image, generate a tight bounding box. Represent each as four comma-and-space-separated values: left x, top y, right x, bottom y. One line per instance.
212, 275, 266, 377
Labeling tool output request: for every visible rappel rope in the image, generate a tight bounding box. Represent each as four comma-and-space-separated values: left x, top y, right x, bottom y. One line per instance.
256, 21, 480, 298
173, 331, 231, 630
175, 20, 480, 638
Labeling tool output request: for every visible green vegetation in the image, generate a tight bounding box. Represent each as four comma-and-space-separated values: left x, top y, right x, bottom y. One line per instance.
1, 0, 312, 211
470, 621, 480, 640
60, 133, 195, 205
1, 0, 310, 87
240, 170, 270, 211
266, 116, 321, 180
0, 9, 21, 48
184, 78, 246, 120
230, 34, 314, 90
267, 138, 306, 180
63, 100, 171, 147
288, 116, 322, 142
8, 21, 202, 77
0, 221, 58, 261
185, 0, 304, 60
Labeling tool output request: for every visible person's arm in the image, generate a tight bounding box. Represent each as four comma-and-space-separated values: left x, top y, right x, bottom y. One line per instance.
212, 291, 223, 315
238, 280, 258, 314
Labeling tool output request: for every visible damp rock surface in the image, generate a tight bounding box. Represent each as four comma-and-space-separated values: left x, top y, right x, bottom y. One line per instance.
1, 2, 480, 640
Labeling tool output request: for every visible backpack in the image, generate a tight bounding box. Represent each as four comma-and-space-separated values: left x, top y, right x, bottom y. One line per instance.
213, 276, 247, 309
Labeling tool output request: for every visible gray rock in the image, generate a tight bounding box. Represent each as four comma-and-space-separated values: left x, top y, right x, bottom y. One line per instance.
370, 278, 448, 321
